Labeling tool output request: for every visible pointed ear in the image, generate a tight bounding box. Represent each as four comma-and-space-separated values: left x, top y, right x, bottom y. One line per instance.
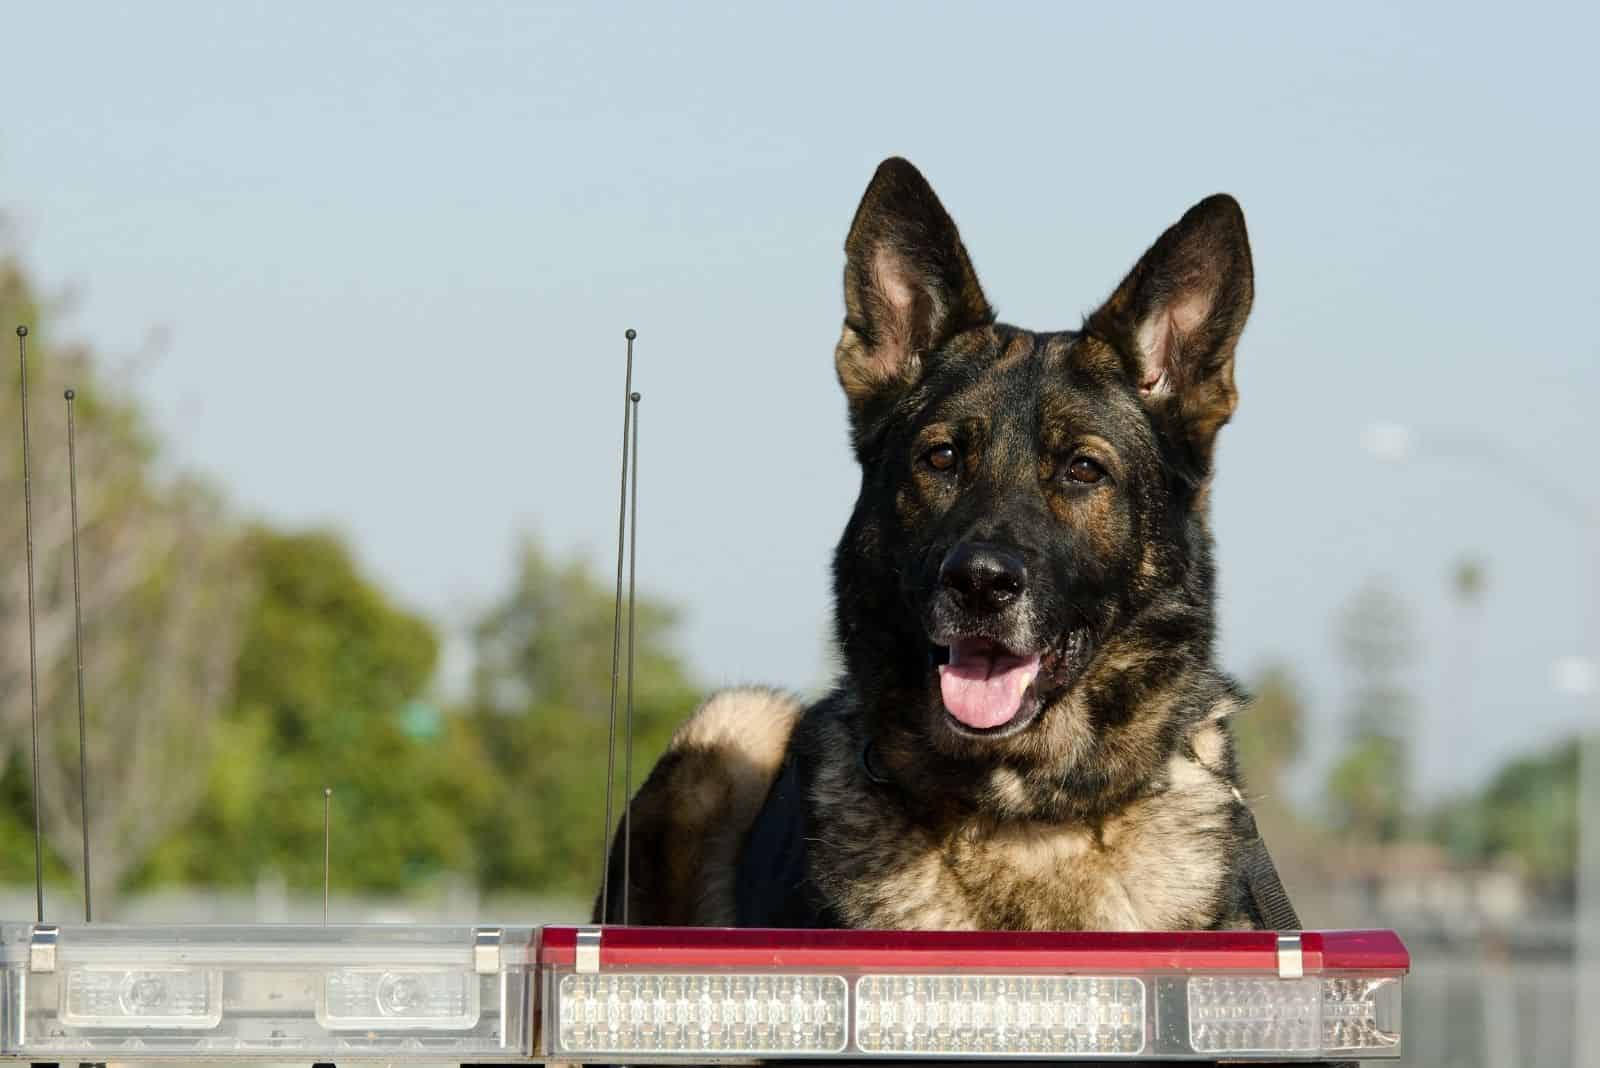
835, 158, 994, 419
1086, 194, 1253, 462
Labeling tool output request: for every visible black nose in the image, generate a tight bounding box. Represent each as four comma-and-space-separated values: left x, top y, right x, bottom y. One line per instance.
939, 542, 1028, 614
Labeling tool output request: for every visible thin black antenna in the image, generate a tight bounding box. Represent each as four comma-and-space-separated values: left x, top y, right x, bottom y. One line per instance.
17, 325, 45, 923
599, 328, 636, 924
323, 787, 332, 924
65, 389, 93, 922
621, 391, 640, 925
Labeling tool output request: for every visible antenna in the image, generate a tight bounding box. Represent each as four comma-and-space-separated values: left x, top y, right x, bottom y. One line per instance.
65, 389, 93, 922
598, 329, 636, 924
16, 325, 45, 923
323, 787, 332, 924
621, 392, 640, 925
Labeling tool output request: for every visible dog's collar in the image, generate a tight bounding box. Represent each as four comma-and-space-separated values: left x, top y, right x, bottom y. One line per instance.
860, 740, 894, 786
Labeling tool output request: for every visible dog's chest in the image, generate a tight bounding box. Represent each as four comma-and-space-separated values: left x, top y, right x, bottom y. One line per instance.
808, 750, 1237, 931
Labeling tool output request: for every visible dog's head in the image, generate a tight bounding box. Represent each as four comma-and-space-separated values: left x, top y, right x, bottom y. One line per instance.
830, 158, 1252, 808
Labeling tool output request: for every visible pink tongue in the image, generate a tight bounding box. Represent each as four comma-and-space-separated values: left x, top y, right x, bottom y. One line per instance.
938, 643, 1043, 729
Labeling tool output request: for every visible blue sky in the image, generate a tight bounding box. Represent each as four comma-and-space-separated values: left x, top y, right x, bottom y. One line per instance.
3, 1, 1596, 798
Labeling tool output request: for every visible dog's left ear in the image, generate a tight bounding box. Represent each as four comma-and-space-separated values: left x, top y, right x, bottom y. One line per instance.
836, 158, 994, 423
1087, 194, 1253, 463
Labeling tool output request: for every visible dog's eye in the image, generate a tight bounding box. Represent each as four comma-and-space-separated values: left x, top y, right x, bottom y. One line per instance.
923, 444, 958, 472
1066, 456, 1105, 484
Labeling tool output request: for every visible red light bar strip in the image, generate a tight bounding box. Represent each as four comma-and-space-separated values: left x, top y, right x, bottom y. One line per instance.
538, 927, 1407, 974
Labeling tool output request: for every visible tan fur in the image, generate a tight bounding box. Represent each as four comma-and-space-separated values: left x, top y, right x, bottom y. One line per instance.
1192, 721, 1227, 771
803, 704, 1238, 931
594, 687, 801, 925
671, 686, 801, 761
668, 688, 799, 923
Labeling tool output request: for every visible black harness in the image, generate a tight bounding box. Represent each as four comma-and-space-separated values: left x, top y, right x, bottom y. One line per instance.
734, 751, 840, 927
1234, 793, 1302, 930
735, 748, 1301, 931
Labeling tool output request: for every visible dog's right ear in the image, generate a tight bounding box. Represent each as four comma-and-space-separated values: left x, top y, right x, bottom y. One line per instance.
835, 158, 994, 423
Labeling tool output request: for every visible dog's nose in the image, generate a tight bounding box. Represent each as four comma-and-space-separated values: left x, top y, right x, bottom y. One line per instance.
939, 542, 1028, 614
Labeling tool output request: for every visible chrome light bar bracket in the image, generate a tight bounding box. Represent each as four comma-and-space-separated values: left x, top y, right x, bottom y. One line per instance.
27, 923, 58, 974
473, 926, 503, 974
1275, 930, 1304, 979
573, 926, 601, 974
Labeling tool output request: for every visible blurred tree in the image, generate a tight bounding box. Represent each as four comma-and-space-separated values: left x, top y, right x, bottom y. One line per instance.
5, 240, 711, 906
1415, 556, 1494, 873
138, 529, 499, 894
35, 481, 250, 904
2, 256, 147, 776
1430, 739, 1578, 901
1475, 739, 1578, 899
1441, 554, 1489, 771
465, 537, 701, 899
2, 250, 249, 905
1235, 662, 1306, 804
1451, 557, 1489, 602
1325, 581, 1418, 843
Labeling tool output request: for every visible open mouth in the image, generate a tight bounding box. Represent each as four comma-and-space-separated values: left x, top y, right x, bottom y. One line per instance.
934, 637, 1047, 734
930, 632, 1090, 737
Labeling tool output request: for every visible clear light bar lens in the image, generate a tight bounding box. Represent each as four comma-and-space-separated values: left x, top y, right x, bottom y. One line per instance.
856, 975, 1145, 1055
557, 973, 848, 1055
60, 967, 222, 1029
1322, 977, 1403, 1052
1188, 976, 1401, 1054
319, 968, 481, 1030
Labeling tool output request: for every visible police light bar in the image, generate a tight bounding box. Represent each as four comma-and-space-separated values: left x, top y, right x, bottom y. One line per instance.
1, 921, 1407, 1062
1, 922, 536, 1062
539, 925, 1408, 1062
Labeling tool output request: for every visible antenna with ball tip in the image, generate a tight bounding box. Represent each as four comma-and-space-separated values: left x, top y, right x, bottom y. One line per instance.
599, 329, 636, 924
66, 388, 94, 922
16, 325, 45, 923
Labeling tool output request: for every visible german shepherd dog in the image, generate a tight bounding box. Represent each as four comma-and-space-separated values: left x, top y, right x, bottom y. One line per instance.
597, 157, 1282, 931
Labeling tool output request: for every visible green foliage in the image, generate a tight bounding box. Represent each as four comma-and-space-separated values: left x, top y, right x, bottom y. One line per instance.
137, 529, 499, 893
131, 532, 703, 902
1326, 734, 1409, 843
463, 538, 701, 900
1429, 739, 1579, 899
0, 752, 72, 887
